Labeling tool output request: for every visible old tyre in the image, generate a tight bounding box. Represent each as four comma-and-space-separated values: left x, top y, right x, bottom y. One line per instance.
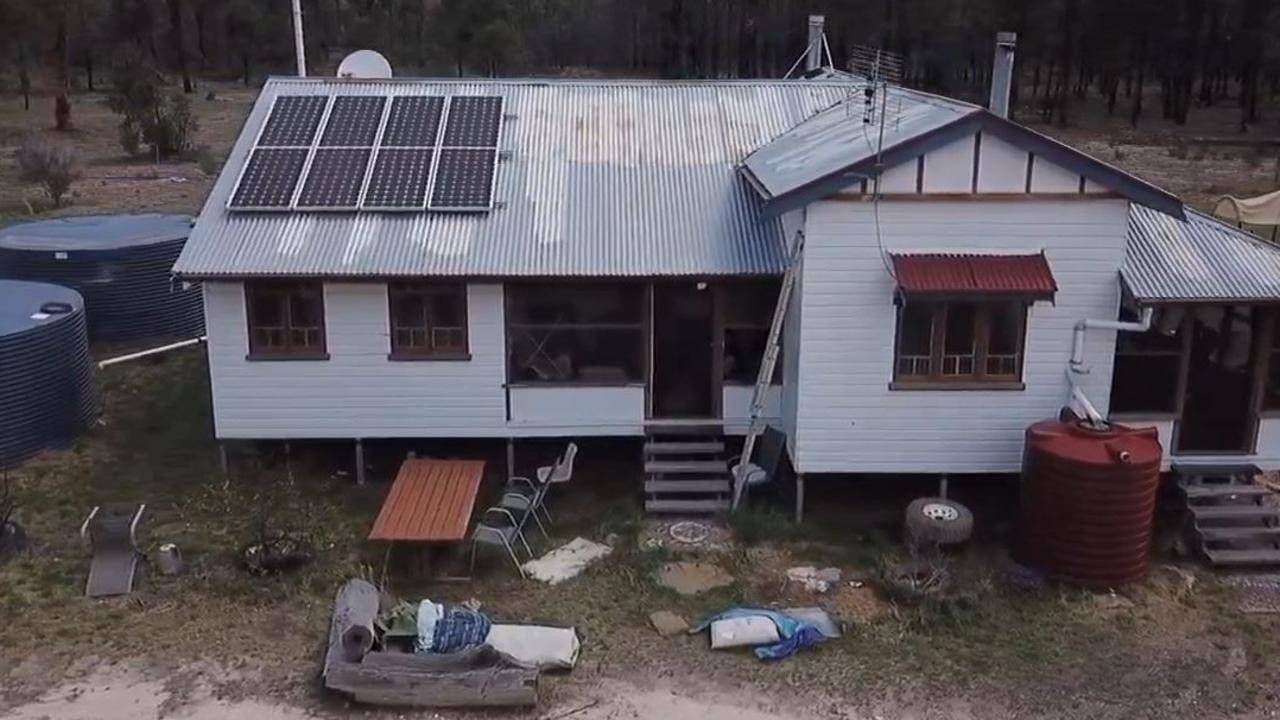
905, 497, 974, 545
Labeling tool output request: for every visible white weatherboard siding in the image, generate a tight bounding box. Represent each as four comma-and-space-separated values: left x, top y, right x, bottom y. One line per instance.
722, 385, 782, 434
204, 281, 508, 439
1109, 418, 1280, 472
508, 386, 645, 434
793, 198, 1129, 474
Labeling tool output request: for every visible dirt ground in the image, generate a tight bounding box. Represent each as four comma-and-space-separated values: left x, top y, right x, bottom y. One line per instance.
3, 85, 1280, 719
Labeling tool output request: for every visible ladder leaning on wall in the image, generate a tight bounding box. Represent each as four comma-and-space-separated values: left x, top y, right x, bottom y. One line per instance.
731, 228, 805, 510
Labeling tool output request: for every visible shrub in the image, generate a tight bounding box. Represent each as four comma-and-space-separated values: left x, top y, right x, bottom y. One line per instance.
108, 47, 199, 159
16, 134, 80, 208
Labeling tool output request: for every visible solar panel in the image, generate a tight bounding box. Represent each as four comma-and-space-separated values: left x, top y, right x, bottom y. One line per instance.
258, 96, 328, 147
319, 96, 386, 147
296, 148, 372, 208
442, 96, 503, 147
363, 149, 434, 209
429, 148, 496, 210
230, 148, 309, 208
382, 97, 445, 147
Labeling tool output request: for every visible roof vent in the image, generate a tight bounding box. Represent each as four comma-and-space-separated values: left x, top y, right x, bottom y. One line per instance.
337, 50, 393, 79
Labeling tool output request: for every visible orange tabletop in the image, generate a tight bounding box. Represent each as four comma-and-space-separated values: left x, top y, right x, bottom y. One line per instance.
368, 459, 486, 542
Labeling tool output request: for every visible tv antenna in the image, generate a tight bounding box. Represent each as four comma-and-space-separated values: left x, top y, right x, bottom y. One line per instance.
848, 45, 904, 130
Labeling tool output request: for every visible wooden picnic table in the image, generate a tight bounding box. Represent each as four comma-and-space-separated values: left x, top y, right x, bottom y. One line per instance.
369, 459, 486, 543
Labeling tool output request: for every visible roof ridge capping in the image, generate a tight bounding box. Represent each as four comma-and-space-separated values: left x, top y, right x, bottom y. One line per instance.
263, 74, 869, 87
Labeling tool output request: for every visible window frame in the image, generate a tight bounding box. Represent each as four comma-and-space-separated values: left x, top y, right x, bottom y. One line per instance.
720, 279, 782, 386
387, 281, 471, 361
890, 297, 1029, 390
505, 282, 647, 386
244, 280, 328, 361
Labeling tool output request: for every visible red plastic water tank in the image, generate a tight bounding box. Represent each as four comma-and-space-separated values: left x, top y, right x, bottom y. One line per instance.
1017, 419, 1163, 589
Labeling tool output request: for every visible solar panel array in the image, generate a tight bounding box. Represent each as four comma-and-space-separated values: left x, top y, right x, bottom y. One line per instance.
228, 94, 503, 212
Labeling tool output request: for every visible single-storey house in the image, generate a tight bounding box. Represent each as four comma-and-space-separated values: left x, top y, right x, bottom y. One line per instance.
173, 60, 1280, 517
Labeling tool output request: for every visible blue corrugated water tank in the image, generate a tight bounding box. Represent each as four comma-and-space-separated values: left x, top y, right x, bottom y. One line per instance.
0, 280, 96, 469
0, 214, 203, 343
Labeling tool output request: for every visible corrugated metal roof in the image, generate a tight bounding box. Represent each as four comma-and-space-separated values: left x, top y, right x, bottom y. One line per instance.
740, 82, 978, 200
891, 253, 1057, 297
1124, 205, 1280, 303
175, 78, 854, 278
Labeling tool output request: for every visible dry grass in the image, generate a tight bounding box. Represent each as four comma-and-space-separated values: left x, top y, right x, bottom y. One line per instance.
0, 83, 255, 219
1, 351, 1279, 718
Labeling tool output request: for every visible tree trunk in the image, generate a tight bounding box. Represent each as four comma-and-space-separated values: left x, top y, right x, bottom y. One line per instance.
52, 9, 71, 131
18, 44, 32, 111
168, 0, 193, 93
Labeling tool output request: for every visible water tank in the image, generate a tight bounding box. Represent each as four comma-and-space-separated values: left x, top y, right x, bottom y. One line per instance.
0, 280, 96, 470
0, 214, 202, 344
1017, 419, 1163, 589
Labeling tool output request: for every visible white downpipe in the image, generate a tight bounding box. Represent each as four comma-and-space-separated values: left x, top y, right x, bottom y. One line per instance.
1066, 306, 1154, 423
98, 336, 206, 369
291, 0, 307, 77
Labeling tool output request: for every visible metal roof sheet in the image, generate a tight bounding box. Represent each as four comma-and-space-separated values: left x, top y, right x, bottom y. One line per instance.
175, 78, 854, 278
1123, 205, 1280, 303
740, 82, 978, 200
891, 253, 1057, 297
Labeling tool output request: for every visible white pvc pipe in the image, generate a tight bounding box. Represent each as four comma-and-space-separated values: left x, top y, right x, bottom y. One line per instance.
1065, 305, 1154, 425
291, 0, 307, 77
98, 336, 206, 369
1070, 306, 1153, 371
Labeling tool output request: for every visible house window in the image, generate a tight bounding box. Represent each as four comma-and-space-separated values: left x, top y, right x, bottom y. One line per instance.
507, 283, 644, 384
1110, 307, 1183, 414
893, 299, 1027, 387
723, 280, 781, 384
245, 280, 327, 359
388, 282, 469, 359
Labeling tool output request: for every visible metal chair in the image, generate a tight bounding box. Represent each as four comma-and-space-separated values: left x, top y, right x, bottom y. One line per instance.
730, 426, 786, 491
500, 475, 551, 539
470, 507, 534, 579
532, 442, 578, 519
81, 504, 146, 598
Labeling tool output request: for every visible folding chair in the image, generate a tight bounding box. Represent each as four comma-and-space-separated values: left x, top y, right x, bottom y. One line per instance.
81, 504, 146, 598
470, 507, 534, 579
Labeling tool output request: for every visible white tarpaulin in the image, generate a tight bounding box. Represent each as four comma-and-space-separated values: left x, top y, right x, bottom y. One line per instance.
485, 624, 581, 670
1214, 189, 1280, 227
522, 537, 612, 584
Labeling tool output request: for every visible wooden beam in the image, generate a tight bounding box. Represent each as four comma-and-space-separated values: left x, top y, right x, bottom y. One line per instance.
794, 473, 805, 524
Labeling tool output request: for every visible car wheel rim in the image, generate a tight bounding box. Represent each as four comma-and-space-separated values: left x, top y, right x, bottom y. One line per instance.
922, 503, 959, 522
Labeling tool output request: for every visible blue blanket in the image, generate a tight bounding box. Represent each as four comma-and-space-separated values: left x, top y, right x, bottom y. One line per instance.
692, 607, 827, 661
430, 608, 492, 653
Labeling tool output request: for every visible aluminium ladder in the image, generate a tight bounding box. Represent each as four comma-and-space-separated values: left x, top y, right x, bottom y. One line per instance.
732, 229, 804, 510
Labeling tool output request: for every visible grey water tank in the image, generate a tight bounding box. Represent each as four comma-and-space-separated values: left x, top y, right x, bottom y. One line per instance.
0, 280, 96, 470
0, 214, 203, 343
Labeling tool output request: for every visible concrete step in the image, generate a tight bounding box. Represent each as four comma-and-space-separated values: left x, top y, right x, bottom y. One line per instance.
1203, 547, 1280, 567
1190, 505, 1280, 522
1198, 526, 1280, 543
1184, 484, 1274, 500
645, 479, 730, 494
644, 441, 726, 455
644, 498, 730, 514
645, 460, 727, 475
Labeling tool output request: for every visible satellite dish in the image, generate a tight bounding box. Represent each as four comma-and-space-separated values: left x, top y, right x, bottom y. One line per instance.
337, 50, 393, 79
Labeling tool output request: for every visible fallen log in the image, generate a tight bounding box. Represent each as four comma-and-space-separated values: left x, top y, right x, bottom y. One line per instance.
322, 579, 539, 708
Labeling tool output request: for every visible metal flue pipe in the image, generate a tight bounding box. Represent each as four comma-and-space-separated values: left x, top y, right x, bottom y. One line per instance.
291, 0, 307, 77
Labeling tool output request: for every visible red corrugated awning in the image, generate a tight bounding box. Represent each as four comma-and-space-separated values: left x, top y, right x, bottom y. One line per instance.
890, 253, 1057, 299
